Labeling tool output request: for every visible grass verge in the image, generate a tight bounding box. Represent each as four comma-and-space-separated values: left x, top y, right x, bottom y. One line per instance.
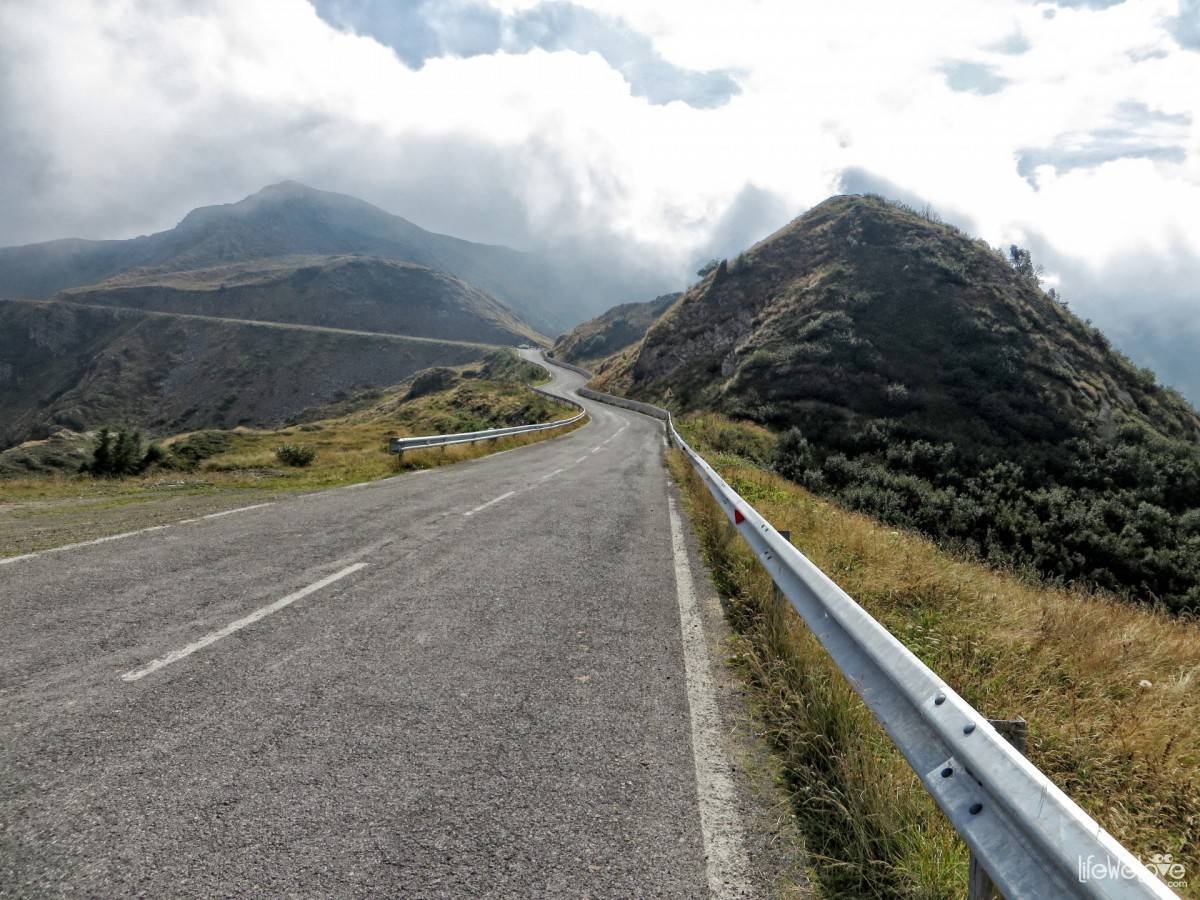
0, 373, 584, 557
669, 415, 1199, 899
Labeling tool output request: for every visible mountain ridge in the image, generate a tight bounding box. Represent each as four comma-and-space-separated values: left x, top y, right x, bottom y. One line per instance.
0, 181, 656, 334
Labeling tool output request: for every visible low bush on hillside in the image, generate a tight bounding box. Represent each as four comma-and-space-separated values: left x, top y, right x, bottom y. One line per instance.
274, 442, 317, 467
766, 414, 1200, 614
478, 349, 547, 384
166, 430, 234, 469
669, 429, 1200, 898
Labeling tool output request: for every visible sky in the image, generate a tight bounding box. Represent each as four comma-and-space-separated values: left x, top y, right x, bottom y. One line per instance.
0, 0, 1197, 396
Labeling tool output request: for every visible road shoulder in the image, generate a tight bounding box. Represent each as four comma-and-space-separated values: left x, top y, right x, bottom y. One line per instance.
665, 470, 815, 899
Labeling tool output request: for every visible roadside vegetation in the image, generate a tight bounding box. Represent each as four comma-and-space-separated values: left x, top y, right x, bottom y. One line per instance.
768, 398, 1200, 615
0, 351, 582, 556
671, 413, 1199, 899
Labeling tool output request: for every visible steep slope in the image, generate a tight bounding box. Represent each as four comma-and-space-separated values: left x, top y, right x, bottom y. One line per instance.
552, 293, 678, 367
58, 256, 544, 346
0, 299, 484, 450
602, 195, 1200, 611
0, 182, 660, 334
607, 195, 1199, 446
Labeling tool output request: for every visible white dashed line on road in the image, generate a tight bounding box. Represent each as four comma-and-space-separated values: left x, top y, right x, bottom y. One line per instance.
0, 468, 436, 569
201, 503, 274, 520
120, 563, 368, 682
463, 490, 517, 517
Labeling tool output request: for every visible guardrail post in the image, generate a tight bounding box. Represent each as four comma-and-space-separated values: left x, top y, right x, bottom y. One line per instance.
722, 519, 738, 548
968, 717, 1029, 899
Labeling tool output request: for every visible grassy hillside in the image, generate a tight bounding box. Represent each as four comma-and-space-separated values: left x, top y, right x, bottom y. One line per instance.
57, 256, 546, 346
0, 298, 487, 452
551, 292, 678, 366
179, 363, 575, 480
599, 195, 1200, 612
671, 414, 1198, 898
0, 351, 583, 555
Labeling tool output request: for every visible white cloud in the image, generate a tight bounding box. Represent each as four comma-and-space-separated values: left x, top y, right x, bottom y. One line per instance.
1, 0, 1198, 392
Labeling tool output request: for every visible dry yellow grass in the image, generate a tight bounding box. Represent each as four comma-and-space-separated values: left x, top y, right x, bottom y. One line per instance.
0, 377, 585, 556
670, 415, 1199, 898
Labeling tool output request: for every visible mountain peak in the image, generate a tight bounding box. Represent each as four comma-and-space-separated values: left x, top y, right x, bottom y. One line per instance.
176, 180, 386, 230
255, 179, 317, 195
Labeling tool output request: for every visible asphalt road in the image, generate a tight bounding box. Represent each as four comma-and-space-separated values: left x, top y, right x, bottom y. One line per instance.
0, 354, 756, 898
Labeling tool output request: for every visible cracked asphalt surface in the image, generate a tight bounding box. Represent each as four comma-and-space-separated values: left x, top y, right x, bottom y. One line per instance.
0, 355, 739, 897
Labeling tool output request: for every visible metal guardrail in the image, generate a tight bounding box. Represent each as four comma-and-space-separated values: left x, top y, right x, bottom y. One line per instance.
577, 386, 672, 421
388, 386, 585, 455
549, 354, 1177, 899
541, 352, 593, 379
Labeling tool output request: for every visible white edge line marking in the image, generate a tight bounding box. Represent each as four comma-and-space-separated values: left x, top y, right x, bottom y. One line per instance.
121, 563, 367, 682
463, 490, 516, 517
2, 523, 174, 566
667, 495, 752, 898
201, 502, 273, 519
2, 407, 583, 568
46, 525, 171, 557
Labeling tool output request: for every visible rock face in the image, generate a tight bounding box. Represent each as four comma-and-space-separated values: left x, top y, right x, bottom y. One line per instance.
0, 299, 483, 450
58, 256, 544, 347
600, 194, 1200, 452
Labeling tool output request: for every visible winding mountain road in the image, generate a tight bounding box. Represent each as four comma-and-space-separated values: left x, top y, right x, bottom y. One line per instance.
0, 354, 760, 898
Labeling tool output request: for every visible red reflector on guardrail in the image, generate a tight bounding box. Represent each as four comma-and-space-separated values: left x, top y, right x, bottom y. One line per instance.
734, 509, 745, 524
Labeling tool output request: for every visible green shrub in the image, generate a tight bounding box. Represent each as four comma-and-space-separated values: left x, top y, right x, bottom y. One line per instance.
83, 428, 162, 478
141, 444, 166, 468
274, 442, 317, 467
772, 426, 813, 482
